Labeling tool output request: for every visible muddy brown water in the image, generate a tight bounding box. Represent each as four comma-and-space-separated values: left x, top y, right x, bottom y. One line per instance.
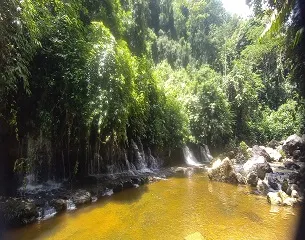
4, 173, 300, 240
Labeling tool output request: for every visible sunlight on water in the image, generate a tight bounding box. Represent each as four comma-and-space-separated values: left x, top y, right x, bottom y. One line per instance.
6, 173, 300, 240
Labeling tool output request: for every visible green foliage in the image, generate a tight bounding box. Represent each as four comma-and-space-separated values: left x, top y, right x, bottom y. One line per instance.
239, 141, 250, 159
188, 67, 233, 147
261, 99, 304, 140
1, 0, 305, 183
279, 148, 286, 158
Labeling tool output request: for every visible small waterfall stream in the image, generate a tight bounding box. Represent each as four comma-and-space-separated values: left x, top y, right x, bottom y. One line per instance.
200, 145, 213, 163
183, 146, 202, 166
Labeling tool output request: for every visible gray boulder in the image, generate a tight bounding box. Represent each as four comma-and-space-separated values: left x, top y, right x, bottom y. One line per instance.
267, 190, 298, 206
262, 146, 282, 162
291, 190, 300, 198
267, 192, 282, 205
257, 179, 269, 195
208, 158, 238, 184
252, 145, 272, 162
282, 134, 305, 156
288, 172, 301, 184
286, 184, 300, 196
243, 156, 273, 180
293, 150, 301, 160
236, 173, 246, 184
71, 189, 91, 206
0, 199, 38, 227
284, 160, 300, 170
50, 199, 66, 213
266, 175, 279, 190
246, 172, 258, 187
256, 162, 273, 179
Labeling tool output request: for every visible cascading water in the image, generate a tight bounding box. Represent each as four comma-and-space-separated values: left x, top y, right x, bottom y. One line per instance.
183, 146, 202, 166
124, 150, 137, 174
131, 140, 147, 170
147, 148, 160, 170
200, 144, 213, 163
86, 139, 162, 176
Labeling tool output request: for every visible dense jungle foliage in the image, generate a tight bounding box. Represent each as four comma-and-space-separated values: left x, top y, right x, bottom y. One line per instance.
0, 0, 304, 190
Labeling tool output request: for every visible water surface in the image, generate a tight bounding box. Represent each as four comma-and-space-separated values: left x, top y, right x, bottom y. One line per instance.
5, 173, 300, 240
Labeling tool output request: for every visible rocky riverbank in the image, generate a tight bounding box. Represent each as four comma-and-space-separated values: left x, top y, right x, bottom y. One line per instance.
208, 134, 305, 207
0, 169, 173, 229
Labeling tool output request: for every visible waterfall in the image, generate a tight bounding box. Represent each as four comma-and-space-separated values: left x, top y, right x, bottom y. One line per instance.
183, 146, 202, 166
131, 140, 148, 170
86, 139, 161, 176
200, 144, 213, 162
147, 148, 160, 169
124, 150, 137, 174
19, 175, 61, 194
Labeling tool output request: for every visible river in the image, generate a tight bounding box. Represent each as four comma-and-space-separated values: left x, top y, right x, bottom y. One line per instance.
4, 171, 300, 240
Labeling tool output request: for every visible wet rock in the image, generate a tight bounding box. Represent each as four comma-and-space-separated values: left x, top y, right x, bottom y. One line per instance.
282, 134, 305, 156
291, 190, 300, 198
174, 167, 191, 174
33, 198, 46, 208
0, 199, 38, 227
113, 183, 123, 193
267, 192, 282, 205
284, 161, 300, 170
242, 156, 273, 184
235, 152, 246, 163
264, 173, 280, 190
268, 179, 279, 190
247, 172, 258, 187
263, 147, 282, 162
243, 156, 266, 173
122, 180, 134, 189
288, 172, 301, 184
282, 197, 298, 206
286, 184, 300, 196
207, 158, 238, 184
279, 190, 300, 206
236, 173, 246, 184
293, 150, 301, 160
131, 177, 147, 186
131, 178, 141, 185
257, 179, 269, 195
252, 145, 272, 162
71, 190, 91, 206
141, 177, 149, 184
50, 199, 66, 213
256, 163, 273, 180
267, 190, 300, 207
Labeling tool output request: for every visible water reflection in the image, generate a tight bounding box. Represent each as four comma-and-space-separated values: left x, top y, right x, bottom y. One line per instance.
5, 173, 300, 240
111, 185, 149, 204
